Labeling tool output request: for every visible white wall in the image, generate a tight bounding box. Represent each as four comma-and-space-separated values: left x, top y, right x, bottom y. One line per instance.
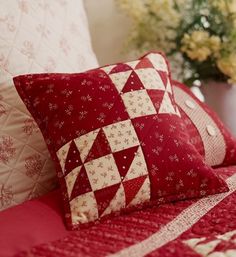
84, 0, 131, 66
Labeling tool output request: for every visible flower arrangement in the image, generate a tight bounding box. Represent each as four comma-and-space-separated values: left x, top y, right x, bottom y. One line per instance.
116, 0, 236, 85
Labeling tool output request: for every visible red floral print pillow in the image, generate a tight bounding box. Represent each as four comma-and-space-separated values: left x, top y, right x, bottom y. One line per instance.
14, 52, 228, 229
173, 80, 236, 167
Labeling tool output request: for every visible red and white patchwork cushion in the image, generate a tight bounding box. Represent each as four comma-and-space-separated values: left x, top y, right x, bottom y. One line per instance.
14, 52, 228, 229
173, 81, 236, 167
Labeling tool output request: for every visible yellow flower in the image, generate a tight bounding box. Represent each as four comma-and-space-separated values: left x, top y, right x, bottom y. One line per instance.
181, 31, 221, 62
186, 47, 211, 62
217, 53, 236, 83
209, 36, 221, 53
210, 0, 236, 26
210, 0, 236, 13
116, 0, 148, 21
148, 0, 181, 25
191, 30, 210, 43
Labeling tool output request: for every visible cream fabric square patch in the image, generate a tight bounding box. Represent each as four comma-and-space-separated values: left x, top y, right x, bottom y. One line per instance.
70, 191, 98, 225
85, 154, 121, 191
135, 68, 165, 90
121, 90, 157, 119
103, 120, 139, 152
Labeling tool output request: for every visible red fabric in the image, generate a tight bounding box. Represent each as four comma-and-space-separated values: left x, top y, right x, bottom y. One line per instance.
14, 52, 228, 230
15, 167, 236, 257
173, 80, 236, 167
0, 190, 68, 257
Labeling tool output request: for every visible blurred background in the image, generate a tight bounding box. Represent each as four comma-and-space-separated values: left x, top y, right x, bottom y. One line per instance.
85, 0, 130, 65
85, 0, 236, 135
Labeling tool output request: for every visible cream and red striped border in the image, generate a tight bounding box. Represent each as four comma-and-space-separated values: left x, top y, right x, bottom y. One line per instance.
109, 173, 236, 257
173, 86, 226, 166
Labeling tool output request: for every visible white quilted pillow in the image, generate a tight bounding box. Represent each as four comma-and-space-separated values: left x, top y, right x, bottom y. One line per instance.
0, 0, 98, 210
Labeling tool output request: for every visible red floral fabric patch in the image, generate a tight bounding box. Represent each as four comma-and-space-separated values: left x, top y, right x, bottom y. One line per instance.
173, 80, 236, 167
14, 52, 228, 229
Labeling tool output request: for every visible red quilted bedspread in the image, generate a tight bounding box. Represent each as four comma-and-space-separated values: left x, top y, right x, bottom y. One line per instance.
16, 167, 236, 257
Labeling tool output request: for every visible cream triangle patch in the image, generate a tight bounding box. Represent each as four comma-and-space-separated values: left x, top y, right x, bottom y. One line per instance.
101, 65, 116, 74
74, 129, 100, 162
109, 70, 132, 92
101, 183, 125, 217
127, 177, 150, 208
65, 165, 82, 198
56, 141, 71, 173
123, 146, 148, 181
147, 53, 168, 71
159, 91, 176, 115
126, 60, 140, 69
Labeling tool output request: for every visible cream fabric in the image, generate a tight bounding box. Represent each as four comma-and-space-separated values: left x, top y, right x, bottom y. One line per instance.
0, 0, 98, 211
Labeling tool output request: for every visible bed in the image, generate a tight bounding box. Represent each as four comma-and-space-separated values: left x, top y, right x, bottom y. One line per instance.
0, 166, 235, 257
1, 1, 236, 257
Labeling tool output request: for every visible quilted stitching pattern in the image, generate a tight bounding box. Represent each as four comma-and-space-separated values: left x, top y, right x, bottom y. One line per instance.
11, 167, 236, 257
0, 0, 98, 210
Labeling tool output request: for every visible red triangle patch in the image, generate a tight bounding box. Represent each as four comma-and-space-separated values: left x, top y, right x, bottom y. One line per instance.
64, 140, 82, 176
85, 129, 111, 163
70, 165, 92, 200
158, 71, 168, 87
122, 71, 145, 93
113, 146, 139, 178
123, 176, 147, 206
135, 57, 154, 69
146, 89, 165, 113
94, 183, 121, 216
110, 63, 132, 74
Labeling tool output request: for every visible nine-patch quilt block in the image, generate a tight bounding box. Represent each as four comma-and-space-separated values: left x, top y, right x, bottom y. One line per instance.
14, 52, 228, 229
